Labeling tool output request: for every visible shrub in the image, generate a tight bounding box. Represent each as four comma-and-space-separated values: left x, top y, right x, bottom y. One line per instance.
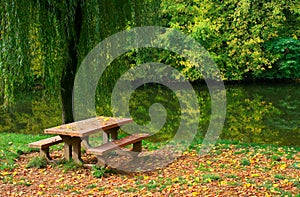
257, 37, 300, 79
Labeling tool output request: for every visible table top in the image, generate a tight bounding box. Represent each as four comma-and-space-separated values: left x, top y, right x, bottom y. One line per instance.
44, 116, 133, 137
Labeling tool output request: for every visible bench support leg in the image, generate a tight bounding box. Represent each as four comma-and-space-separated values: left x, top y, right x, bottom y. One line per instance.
96, 156, 106, 167
132, 141, 142, 152
40, 147, 52, 162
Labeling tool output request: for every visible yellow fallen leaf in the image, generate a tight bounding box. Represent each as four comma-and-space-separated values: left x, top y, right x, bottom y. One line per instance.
273, 183, 279, 188
265, 192, 271, 197
194, 177, 200, 182
250, 173, 260, 177
280, 164, 287, 170
39, 184, 45, 188
270, 189, 281, 194
56, 177, 64, 182
243, 183, 251, 188
172, 177, 179, 182
202, 187, 209, 191
1, 171, 10, 176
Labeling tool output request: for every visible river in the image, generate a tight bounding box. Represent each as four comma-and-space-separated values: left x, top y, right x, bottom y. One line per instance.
0, 83, 299, 147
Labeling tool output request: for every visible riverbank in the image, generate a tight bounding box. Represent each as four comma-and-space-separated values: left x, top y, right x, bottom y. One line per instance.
0, 133, 299, 196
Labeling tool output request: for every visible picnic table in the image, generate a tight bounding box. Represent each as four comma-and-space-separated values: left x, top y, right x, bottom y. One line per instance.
43, 116, 133, 164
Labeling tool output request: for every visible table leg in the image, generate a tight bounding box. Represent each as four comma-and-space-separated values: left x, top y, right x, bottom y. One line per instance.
72, 137, 82, 163
60, 136, 83, 164
102, 132, 109, 144
81, 136, 91, 150
110, 128, 118, 141
102, 127, 119, 143
64, 142, 72, 160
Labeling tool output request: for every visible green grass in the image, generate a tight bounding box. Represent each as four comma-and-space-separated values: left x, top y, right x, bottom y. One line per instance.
202, 174, 221, 183
57, 159, 83, 173
26, 156, 47, 168
240, 159, 251, 166
0, 133, 57, 170
145, 180, 158, 190
225, 174, 239, 179
92, 165, 108, 178
86, 184, 97, 189
293, 162, 300, 169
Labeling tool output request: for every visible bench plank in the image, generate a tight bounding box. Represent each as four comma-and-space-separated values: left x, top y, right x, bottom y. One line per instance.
86, 133, 149, 156
28, 136, 63, 148
28, 135, 63, 162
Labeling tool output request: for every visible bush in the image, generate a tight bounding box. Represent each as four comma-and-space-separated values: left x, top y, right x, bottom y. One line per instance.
257, 37, 300, 79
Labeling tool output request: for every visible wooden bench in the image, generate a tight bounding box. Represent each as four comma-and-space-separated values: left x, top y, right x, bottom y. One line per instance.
86, 133, 150, 166
28, 135, 63, 162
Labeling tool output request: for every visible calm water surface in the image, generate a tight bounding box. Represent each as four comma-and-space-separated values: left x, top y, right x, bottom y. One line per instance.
0, 83, 299, 147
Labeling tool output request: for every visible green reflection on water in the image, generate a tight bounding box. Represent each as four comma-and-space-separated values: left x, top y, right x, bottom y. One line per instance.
0, 83, 299, 147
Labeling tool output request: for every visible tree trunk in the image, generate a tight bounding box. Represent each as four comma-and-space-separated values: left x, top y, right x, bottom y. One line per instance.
61, 1, 83, 124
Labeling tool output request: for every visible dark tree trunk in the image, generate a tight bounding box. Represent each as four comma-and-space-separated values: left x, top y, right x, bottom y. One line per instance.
61, 1, 83, 124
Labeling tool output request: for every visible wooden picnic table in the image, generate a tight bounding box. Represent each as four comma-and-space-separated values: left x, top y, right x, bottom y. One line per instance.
44, 116, 133, 164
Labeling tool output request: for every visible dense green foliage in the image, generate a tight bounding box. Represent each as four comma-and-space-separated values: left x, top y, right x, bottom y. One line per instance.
161, 0, 300, 80
258, 38, 300, 79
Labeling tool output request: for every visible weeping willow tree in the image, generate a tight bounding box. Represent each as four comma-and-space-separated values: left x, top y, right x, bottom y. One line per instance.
0, 0, 162, 124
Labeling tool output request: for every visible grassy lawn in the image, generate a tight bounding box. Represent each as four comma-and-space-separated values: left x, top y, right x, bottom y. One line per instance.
0, 133, 57, 170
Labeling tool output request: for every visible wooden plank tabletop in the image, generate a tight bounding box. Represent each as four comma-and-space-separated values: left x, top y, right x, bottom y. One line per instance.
44, 117, 133, 137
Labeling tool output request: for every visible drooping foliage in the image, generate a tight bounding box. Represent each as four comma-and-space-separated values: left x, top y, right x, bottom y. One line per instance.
1, 0, 300, 111
1, 1, 32, 106
0, 0, 161, 112
0, 0, 65, 107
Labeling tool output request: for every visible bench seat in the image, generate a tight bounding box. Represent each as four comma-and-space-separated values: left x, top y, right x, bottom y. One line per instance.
86, 133, 149, 166
28, 135, 63, 161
